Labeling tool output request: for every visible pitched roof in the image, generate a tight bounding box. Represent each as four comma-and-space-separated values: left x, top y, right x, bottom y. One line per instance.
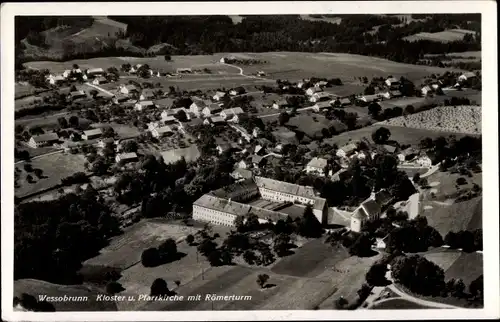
461, 72, 476, 78
313, 197, 327, 211
339, 143, 357, 154
314, 101, 331, 109
361, 198, 381, 217
87, 68, 104, 74
83, 128, 103, 137
231, 168, 253, 180
214, 91, 226, 98
222, 107, 244, 115
204, 103, 223, 112
137, 100, 155, 107
307, 157, 327, 169
123, 84, 138, 91
211, 178, 258, 199
155, 125, 174, 134
390, 90, 402, 96
210, 116, 225, 123
352, 207, 368, 220
117, 152, 138, 160
31, 133, 59, 142
254, 176, 317, 200
375, 190, 392, 206
386, 77, 399, 83
382, 144, 397, 153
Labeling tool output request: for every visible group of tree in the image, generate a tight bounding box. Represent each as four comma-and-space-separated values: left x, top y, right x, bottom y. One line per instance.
141, 238, 180, 267
13, 293, 56, 312
444, 229, 482, 252
385, 215, 443, 254
391, 254, 445, 296
420, 135, 481, 167
14, 188, 121, 284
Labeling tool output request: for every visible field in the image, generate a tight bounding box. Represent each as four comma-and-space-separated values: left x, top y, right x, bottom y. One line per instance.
379, 105, 481, 135
24, 52, 457, 86
423, 251, 462, 271
404, 29, 476, 43
323, 124, 468, 148
445, 252, 483, 286
422, 197, 482, 236
371, 298, 430, 309
300, 14, 343, 25
82, 219, 201, 270
15, 152, 87, 198
14, 279, 117, 311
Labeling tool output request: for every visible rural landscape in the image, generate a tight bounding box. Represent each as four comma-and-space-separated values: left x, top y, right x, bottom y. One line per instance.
12, 14, 484, 312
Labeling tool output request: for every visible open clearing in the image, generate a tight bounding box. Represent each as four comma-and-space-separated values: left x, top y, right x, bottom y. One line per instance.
378, 105, 481, 135
404, 29, 476, 43
14, 279, 117, 311
423, 251, 462, 271
83, 219, 200, 270
421, 170, 482, 202
422, 197, 482, 236
15, 153, 87, 198
445, 252, 483, 286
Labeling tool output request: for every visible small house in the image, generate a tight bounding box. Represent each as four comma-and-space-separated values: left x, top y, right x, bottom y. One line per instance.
336, 143, 357, 158
190, 99, 209, 116
92, 77, 108, 86
151, 125, 174, 138
47, 75, 65, 85
237, 160, 249, 169
67, 90, 86, 101
231, 168, 253, 181
415, 156, 432, 167
350, 198, 382, 233
120, 84, 139, 96
312, 101, 332, 112
305, 157, 328, 176
139, 89, 156, 101
397, 147, 418, 163
116, 152, 139, 164
161, 115, 178, 125
252, 127, 262, 138
314, 80, 328, 88
421, 85, 432, 96
385, 77, 400, 88
202, 104, 223, 118
220, 107, 244, 122
82, 128, 103, 141
212, 91, 226, 101
134, 101, 156, 111
310, 91, 333, 103
28, 133, 59, 148
97, 137, 116, 149
332, 97, 351, 107
358, 94, 379, 104
458, 71, 477, 82
229, 87, 245, 96
306, 87, 322, 96
272, 100, 289, 110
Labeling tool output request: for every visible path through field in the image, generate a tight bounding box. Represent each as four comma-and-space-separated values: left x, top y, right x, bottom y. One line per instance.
84, 82, 114, 96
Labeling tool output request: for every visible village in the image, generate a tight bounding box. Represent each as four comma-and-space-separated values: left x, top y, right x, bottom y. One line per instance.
13, 50, 483, 313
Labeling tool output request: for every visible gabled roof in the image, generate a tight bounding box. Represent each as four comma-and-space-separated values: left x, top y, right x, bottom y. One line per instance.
313, 197, 327, 211
361, 198, 381, 217
339, 143, 357, 154
123, 84, 138, 91
31, 133, 59, 142
117, 152, 138, 160
386, 77, 399, 83
314, 101, 332, 109
204, 103, 223, 112
214, 91, 226, 98
83, 128, 103, 137
382, 144, 397, 153
87, 68, 104, 74
155, 125, 174, 134
307, 157, 328, 169
136, 100, 155, 107
254, 176, 317, 199
461, 72, 476, 78
210, 116, 225, 123
160, 145, 201, 164
231, 168, 253, 180
221, 107, 244, 115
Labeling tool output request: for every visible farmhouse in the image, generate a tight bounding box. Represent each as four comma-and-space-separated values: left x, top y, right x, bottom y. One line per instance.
161, 145, 201, 165
421, 85, 433, 96
202, 104, 223, 118
47, 75, 65, 85
385, 77, 400, 88
139, 89, 156, 101
190, 99, 210, 116
86, 68, 105, 77
116, 152, 138, 164
220, 107, 244, 122
28, 133, 60, 148
229, 87, 245, 96
150, 125, 174, 138
305, 157, 328, 176
358, 94, 379, 103
458, 71, 477, 82
212, 91, 227, 101
397, 147, 418, 162
272, 99, 289, 109
381, 90, 403, 99
134, 101, 156, 111
312, 101, 332, 112
332, 97, 352, 107
67, 90, 86, 100
120, 84, 139, 96
204, 116, 225, 126
310, 91, 334, 103
112, 93, 128, 104
314, 80, 328, 88
231, 168, 253, 181
336, 143, 357, 158
82, 128, 103, 140
306, 87, 322, 96
92, 77, 108, 86
97, 137, 116, 149
350, 196, 382, 233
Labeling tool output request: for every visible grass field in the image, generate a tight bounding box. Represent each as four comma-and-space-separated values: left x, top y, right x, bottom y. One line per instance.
15, 153, 87, 198
423, 251, 462, 271
422, 197, 482, 236
371, 298, 430, 309
379, 106, 481, 135
14, 278, 117, 311
24, 52, 456, 86
404, 29, 476, 43
445, 252, 483, 286
83, 219, 200, 270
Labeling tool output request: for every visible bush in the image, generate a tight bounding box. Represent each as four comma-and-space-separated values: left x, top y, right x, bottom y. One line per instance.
150, 278, 169, 296
141, 247, 161, 267
106, 281, 125, 295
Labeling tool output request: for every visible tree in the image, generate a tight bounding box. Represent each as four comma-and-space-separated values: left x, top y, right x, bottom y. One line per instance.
469, 275, 483, 300
57, 117, 68, 129
366, 262, 388, 286
257, 274, 269, 288
412, 173, 420, 183
391, 255, 445, 296
243, 250, 258, 265
405, 105, 415, 115
364, 86, 375, 95
186, 234, 195, 245
175, 109, 188, 122
297, 205, 323, 238
334, 297, 348, 309
357, 283, 372, 300
349, 233, 375, 257
456, 177, 467, 185
197, 239, 217, 256
273, 233, 291, 257
33, 168, 43, 179
164, 54, 171, 61
121, 140, 138, 153
278, 112, 290, 125
68, 116, 79, 128
158, 238, 177, 261
451, 279, 466, 298
150, 278, 169, 296
207, 250, 223, 266
141, 247, 161, 267
106, 281, 124, 295
371, 127, 391, 144
368, 102, 382, 118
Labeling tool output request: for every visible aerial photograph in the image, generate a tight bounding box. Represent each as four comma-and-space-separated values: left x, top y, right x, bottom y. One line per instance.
11, 13, 483, 312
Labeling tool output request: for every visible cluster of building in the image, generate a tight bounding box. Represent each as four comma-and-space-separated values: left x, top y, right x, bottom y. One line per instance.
46, 67, 106, 85
193, 176, 328, 226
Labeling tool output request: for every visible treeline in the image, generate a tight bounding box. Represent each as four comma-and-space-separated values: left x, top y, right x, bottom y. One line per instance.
16, 15, 481, 67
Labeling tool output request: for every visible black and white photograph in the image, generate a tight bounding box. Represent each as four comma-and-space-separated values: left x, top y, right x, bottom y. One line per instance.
1, 1, 498, 321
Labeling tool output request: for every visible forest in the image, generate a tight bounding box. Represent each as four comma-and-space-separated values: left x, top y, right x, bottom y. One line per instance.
15, 14, 481, 66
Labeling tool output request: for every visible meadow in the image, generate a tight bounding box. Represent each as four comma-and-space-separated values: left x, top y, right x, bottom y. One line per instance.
404, 29, 476, 43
